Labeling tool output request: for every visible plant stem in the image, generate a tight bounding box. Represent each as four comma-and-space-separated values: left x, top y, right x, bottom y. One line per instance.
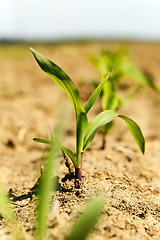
101, 134, 106, 150
75, 153, 83, 189
75, 168, 82, 189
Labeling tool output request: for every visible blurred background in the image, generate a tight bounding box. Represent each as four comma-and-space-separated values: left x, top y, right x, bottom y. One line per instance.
0, 0, 160, 42
1, 3, 160, 240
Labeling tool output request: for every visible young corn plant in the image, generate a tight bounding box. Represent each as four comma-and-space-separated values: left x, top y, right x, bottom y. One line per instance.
30, 48, 145, 189
89, 48, 158, 92
89, 48, 158, 149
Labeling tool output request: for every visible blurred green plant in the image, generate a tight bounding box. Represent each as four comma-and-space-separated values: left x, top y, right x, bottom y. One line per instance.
89, 48, 158, 149
65, 196, 104, 240
89, 48, 158, 91
37, 140, 59, 240
30, 48, 145, 189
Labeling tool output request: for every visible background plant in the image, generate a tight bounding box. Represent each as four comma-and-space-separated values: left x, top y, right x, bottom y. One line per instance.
30, 48, 145, 189
88, 48, 158, 148
89, 48, 158, 91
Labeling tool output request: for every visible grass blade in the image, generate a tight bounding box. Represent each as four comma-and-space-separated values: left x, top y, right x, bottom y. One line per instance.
30, 48, 84, 118
60, 145, 77, 168
118, 115, 145, 154
65, 197, 104, 240
33, 138, 53, 144
84, 70, 113, 114
83, 110, 118, 151
37, 140, 59, 240
33, 138, 77, 167
124, 63, 158, 91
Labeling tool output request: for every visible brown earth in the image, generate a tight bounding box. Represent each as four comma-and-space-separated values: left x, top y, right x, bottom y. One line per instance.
0, 41, 160, 240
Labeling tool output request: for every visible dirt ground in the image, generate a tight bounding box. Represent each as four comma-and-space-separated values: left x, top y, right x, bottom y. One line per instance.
0, 41, 160, 240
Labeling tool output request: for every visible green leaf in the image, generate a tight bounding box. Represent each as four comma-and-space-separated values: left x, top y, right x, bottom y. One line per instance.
118, 115, 145, 154
33, 138, 53, 144
83, 110, 118, 151
30, 48, 84, 119
84, 70, 113, 114
37, 140, 59, 240
60, 145, 77, 168
65, 197, 104, 240
124, 63, 158, 91
101, 121, 113, 135
33, 138, 77, 167
102, 78, 116, 111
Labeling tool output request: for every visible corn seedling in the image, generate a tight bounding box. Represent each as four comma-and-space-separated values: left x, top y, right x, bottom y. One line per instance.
89, 48, 158, 149
89, 48, 158, 91
30, 48, 145, 189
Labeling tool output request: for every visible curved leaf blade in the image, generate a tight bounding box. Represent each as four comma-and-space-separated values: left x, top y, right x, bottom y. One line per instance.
33, 138, 77, 167
124, 63, 158, 91
65, 197, 104, 240
83, 110, 118, 151
60, 145, 77, 168
118, 115, 145, 154
30, 48, 83, 119
33, 138, 53, 144
84, 70, 113, 114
